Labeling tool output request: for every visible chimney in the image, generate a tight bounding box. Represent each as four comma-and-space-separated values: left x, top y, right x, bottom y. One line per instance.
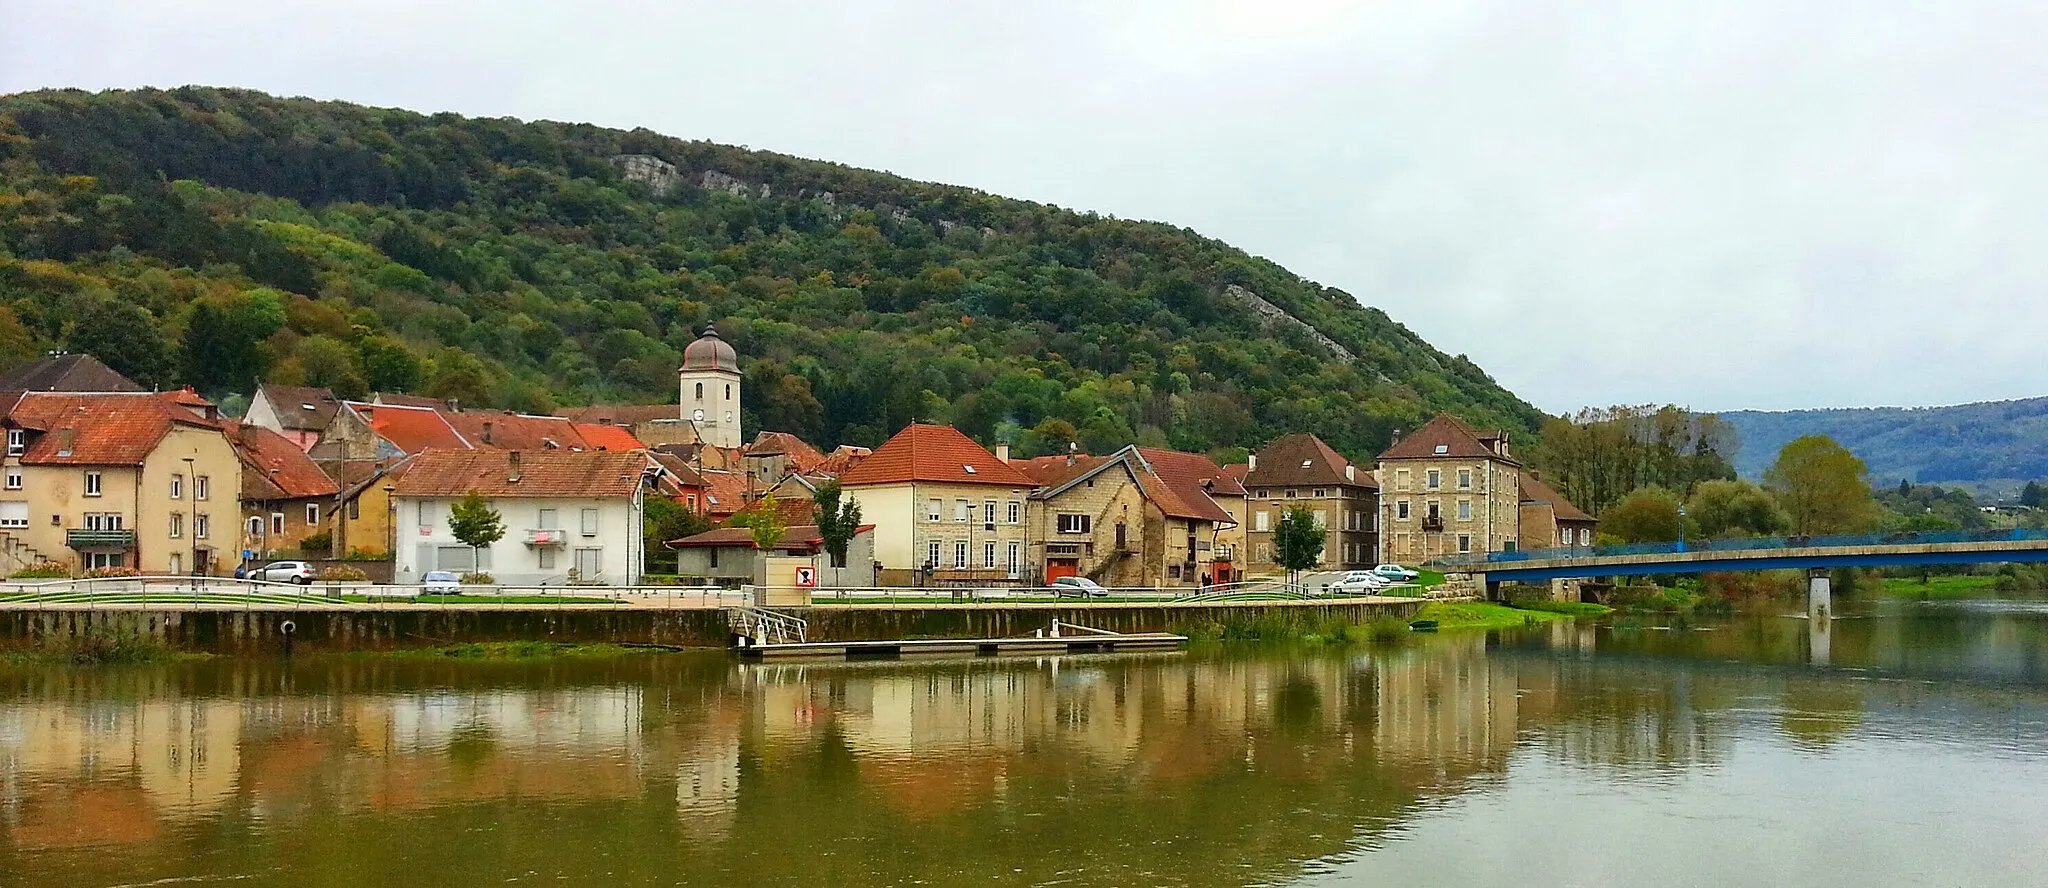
507, 450, 522, 482
481, 421, 494, 445
1345, 465, 1356, 482
56, 428, 73, 455
995, 443, 1010, 464
1247, 453, 1257, 471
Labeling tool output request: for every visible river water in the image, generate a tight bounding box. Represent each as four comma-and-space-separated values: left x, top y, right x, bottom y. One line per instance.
5, 601, 2048, 887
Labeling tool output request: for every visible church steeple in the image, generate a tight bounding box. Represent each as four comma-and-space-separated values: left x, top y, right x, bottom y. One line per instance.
679, 324, 742, 449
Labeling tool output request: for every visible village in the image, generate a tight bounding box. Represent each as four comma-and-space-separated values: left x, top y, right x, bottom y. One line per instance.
0, 326, 1595, 593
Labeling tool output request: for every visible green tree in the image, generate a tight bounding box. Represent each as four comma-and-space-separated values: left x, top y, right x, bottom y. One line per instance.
1602, 487, 1684, 544
1764, 435, 1880, 535
643, 495, 711, 574
0, 306, 41, 370
69, 299, 170, 387
359, 335, 424, 393
2023, 481, 2045, 510
731, 492, 787, 552
811, 479, 864, 580
1686, 479, 1790, 539
1272, 505, 1326, 582
446, 490, 505, 573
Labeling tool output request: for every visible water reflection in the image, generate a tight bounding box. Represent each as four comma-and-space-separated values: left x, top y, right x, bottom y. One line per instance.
3, 605, 2048, 887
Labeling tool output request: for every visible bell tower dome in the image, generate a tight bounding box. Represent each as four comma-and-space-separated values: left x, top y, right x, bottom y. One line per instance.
679, 324, 742, 449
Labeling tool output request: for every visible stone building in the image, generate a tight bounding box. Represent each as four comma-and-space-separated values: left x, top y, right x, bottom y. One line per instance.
837, 424, 1035, 585
1011, 446, 1237, 588
1517, 472, 1597, 551
1240, 433, 1379, 572
679, 325, 743, 451
1377, 414, 1523, 562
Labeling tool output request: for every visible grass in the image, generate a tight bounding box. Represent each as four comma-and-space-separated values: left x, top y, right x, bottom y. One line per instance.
336, 594, 625, 605
1506, 599, 1614, 617
359, 641, 659, 660
1414, 601, 1567, 631
2, 631, 208, 665
1878, 575, 2004, 600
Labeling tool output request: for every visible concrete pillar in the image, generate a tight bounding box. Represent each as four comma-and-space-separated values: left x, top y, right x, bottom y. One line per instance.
1807, 568, 1832, 666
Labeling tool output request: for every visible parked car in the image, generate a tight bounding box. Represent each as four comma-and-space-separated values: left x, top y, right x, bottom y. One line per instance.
254, 561, 316, 585
423, 570, 461, 594
1373, 563, 1422, 582
1328, 570, 1390, 595
1050, 576, 1110, 598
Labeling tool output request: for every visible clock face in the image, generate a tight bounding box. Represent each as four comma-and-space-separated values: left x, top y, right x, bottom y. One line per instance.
693, 408, 706, 422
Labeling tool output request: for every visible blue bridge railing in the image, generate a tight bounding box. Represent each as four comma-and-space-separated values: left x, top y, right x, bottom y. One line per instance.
1432, 527, 2048, 568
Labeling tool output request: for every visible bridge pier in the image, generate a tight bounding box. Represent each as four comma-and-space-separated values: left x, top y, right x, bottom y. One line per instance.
1807, 568, 1831, 623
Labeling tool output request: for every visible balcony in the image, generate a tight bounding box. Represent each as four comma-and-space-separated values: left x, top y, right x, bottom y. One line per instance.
67, 528, 136, 549
524, 528, 570, 547
1421, 516, 1445, 533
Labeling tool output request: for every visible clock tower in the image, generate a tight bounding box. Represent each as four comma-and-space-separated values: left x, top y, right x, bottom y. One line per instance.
679, 324, 742, 449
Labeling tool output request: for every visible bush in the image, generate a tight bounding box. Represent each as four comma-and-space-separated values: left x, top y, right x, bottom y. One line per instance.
10, 562, 70, 579
299, 531, 332, 552
81, 567, 138, 578
320, 564, 370, 582
459, 572, 495, 585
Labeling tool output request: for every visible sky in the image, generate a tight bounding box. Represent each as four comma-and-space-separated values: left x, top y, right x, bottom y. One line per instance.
6, 0, 2046, 414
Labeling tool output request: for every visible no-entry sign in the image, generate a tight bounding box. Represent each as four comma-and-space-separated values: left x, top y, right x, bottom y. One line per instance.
794, 566, 817, 587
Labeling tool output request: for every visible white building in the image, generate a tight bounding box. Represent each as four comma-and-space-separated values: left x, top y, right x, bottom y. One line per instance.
679, 324, 742, 450
391, 449, 670, 585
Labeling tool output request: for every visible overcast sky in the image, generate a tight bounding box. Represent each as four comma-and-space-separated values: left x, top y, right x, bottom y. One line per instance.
6, 0, 2045, 414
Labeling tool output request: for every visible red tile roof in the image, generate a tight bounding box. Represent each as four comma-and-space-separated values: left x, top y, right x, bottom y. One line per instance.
572, 423, 647, 451
1137, 448, 1242, 522
816, 444, 872, 477
839, 424, 1036, 487
745, 431, 827, 471
554, 404, 677, 425
1010, 454, 1111, 488
1022, 448, 1236, 523
696, 469, 751, 516
3, 392, 218, 465
1519, 474, 1595, 524
228, 421, 340, 500
351, 403, 471, 453
667, 523, 874, 550
1379, 413, 1519, 465
1243, 433, 1375, 489
443, 411, 581, 451
392, 449, 657, 498
257, 384, 340, 431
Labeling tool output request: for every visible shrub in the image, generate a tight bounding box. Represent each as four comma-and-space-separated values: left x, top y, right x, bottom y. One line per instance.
81, 567, 138, 578
320, 564, 370, 582
459, 572, 495, 585
299, 531, 333, 552
10, 562, 70, 579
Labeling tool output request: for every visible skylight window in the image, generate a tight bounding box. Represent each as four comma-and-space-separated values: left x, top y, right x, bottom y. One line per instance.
963, 465, 977, 474
1434, 445, 1448, 454
1301, 460, 1312, 468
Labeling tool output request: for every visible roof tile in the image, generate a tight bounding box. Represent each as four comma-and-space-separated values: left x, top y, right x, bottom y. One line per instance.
392, 449, 657, 498
838, 424, 1035, 487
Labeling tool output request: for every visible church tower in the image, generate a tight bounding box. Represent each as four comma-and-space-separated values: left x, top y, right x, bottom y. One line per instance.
679, 324, 742, 449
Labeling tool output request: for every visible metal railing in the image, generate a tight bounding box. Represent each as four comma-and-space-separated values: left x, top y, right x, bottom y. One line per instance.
1432, 526, 2048, 568
727, 606, 808, 644
0, 576, 754, 610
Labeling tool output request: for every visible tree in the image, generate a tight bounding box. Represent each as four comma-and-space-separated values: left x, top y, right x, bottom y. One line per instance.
181, 288, 285, 392
643, 495, 711, 574
2023, 481, 2045, 510
811, 479, 864, 580
69, 300, 170, 387
446, 490, 505, 573
1602, 487, 1684, 544
1764, 435, 1880, 535
730, 492, 787, 552
1686, 479, 1790, 539
1272, 505, 1325, 582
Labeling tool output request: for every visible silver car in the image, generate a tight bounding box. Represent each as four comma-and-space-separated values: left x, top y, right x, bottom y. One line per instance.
423, 570, 461, 594
1050, 576, 1110, 598
256, 561, 316, 585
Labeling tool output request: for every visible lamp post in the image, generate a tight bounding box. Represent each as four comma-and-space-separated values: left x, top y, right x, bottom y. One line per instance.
183, 457, 198, 581
1677, 504, 1688, 553
383, 485, 396, 575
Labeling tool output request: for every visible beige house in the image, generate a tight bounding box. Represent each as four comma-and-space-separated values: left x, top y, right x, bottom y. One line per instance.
1518, 472, 1598, 552
837, 424, 1036, 585
1378, 414, 1522, 562
228, 421, 339, 565
1240, 433, 1379, 572
0, 392, 240, 575
1013, 445, 1240, 588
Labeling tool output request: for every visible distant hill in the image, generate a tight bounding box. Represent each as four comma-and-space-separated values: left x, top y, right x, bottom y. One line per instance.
0, 86, 1541, 461
1722, 398, 2048, 498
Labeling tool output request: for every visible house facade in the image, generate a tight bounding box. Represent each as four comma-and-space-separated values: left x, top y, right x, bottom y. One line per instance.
1377, 414, 1522, 562
1013, 446, 1237, 588
669, 524, 878, 587
1517, 473, 1598, 552
245, 384, 341, 452
228, 421, 339, 565
1241, 433, 1379, 572
0, 392, 241, 575
838, 424, 1035, 584
391, 450, 660, 586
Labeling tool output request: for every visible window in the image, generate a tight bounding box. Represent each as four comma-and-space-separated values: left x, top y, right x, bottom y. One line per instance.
270, 512, 284, 535
580, 508, 599, 536
417, 501, 434, 529
1579, 527, 1592, 546
1257, 489, 1269, 499
983, 541, 997, 569
1396, 500, 1410, 520
84, 471, 101, 497
86, 552, 124, 570
170, 474, 183, 499
1312, 488, 1327, 498
247, 516, 264, 537
80, 514, 118, 532
1284, 489, 1297, 499
1006, 500, 1021, 524
983, 500, 997, 525
953, 540, 968, 569
1395, 469, 1410, 491
725, 384, 732, 400
347, 498, 360, 520
169, 512, 182, 538
927, 499, 943, 522
1007, 541, 1022, 574
195, 475, 210, 500
1056, 513, 1092, 534
1457, 499, 1472, 521
955, 499, 971, 522
1560, 527, 1570, 546
5, 429, 20, 456
1458, 468, 1472, 489
306, 504, 320, 526
538, 508, 558, 529
694, 382, 704, 399
1457, 534, 1472, 553
0, 503, 26, 528
194, 513, 209, 539
1254, 511, 1270, 532
1425, 469, 1441, 490
927, 540, 942, 568
1312, 510, 1327, 529
1426, 500, 1441, 520
538, 546, 557, 570
575, 548, 601, 579
3, 468, 18, 490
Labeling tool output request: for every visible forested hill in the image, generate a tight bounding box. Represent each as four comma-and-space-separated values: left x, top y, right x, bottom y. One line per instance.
0, 86, 1541, 460
1723, 397, 2048, 498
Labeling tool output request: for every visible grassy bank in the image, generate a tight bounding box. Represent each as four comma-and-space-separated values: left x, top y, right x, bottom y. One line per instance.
1878, 575, 2004, 600
2, 631, 209, 666
1415, 601, 1596, 631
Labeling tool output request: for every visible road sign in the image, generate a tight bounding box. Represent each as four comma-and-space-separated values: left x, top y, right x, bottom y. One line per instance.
794, 566, 817, 587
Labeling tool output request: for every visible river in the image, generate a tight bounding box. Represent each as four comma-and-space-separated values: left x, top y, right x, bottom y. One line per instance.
4, 600, 2048, 887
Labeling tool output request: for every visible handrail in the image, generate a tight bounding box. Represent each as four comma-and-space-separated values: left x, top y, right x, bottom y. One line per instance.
728, 605, 808, 644
1431, 526, 2048, 567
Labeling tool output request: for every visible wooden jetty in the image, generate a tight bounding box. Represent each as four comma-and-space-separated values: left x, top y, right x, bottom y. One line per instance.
729, 610, 1186, 660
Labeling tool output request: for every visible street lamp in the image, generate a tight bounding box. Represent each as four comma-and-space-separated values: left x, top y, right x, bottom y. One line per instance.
183, 457, 197, 579
383, 485, 397, 570
1677, 504, 1688, 553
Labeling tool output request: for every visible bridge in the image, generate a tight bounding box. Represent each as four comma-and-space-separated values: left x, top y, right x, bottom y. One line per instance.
1429, 528, 2048, 619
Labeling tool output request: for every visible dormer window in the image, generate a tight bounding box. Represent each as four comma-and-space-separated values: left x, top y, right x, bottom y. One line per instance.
5, 429, 20, 457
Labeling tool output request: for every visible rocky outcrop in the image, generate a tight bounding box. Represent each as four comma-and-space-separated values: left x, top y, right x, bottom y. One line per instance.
1223, 284, 1357, 362
610, 154, 683, 195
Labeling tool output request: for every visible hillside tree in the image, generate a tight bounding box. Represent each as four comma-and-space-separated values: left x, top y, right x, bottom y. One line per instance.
1764, 435, 1880, 536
